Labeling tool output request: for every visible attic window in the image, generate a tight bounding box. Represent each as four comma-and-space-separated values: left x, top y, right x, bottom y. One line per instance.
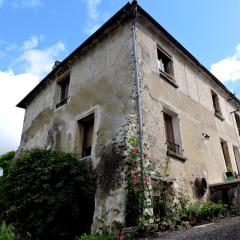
157, 47, 177, 87
56, 75, 70, 109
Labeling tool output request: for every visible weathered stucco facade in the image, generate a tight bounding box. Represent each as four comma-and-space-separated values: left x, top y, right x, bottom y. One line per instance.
136, 14, 240, 200
17, 1, 240, 231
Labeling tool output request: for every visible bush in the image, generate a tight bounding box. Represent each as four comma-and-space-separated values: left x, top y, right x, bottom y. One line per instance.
183, 202, 228, 224
79, 234, 114, 240
0, 151, 15, 175
0, 223, 15, 240
0, 151, 15, 222
1, 149, 96, 240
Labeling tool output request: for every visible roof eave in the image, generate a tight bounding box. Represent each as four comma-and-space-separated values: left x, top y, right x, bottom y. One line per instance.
16, 2, 134, 109
137, 5, 240, 105
17, 2, 240, 109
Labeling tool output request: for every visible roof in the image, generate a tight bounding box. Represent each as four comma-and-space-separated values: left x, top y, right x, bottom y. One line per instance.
17, 1, 240, 108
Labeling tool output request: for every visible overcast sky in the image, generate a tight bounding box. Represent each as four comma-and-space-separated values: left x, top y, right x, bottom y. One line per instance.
0, 0, 240, 154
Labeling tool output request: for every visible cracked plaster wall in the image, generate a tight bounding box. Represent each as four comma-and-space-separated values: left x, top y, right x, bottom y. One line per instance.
18, 21, 138, 232
136, 17, 240, 201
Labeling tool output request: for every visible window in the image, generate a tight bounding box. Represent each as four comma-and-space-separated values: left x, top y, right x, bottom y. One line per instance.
163, 111, 184, 159
56, 75, 70, 108
157, 48, 173, 76
164, 113, 175, 151
235, 113, 240, 135
211, 90, 223, 119
157, 47, 177, 87
220, 139, 232, 172
233, 146, 240, 174
78, 114, 94, 158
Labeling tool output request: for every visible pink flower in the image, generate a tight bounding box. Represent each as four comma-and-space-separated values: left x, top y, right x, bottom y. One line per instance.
132, 147, 140, 153
132, 175, 140, 184
119, 233, 125, 240
152, 180, 160, 186
144, 176, 150, 183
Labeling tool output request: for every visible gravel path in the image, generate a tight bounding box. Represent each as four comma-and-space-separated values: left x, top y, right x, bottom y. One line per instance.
140, 217, 240, 240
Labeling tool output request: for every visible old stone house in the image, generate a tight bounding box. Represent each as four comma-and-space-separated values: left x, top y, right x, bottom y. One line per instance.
17, 1, 240, 231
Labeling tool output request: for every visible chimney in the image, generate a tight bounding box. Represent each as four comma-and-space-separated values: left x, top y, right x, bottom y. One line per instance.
52, 60, 61, 70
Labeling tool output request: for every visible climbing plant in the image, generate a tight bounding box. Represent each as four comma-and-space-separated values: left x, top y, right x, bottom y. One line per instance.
125, 136, 173, 227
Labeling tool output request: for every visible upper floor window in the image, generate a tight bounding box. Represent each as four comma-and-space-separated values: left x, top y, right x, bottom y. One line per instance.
157, 47, 177, 88
56, 75, 70, 109
157, 48, 173, 75
211, 90, 223, 120
164, 113, 175, 151
235, 113, 240, 135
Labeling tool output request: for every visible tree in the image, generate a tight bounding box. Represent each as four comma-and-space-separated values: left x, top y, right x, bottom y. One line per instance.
0, 151, 15, 175
1, 149, 95, 240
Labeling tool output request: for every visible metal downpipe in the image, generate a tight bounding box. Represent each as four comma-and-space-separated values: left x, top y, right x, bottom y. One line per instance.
131, 3, 144, 192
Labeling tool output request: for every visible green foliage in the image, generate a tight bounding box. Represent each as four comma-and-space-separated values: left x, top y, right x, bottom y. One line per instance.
0, 223, 15, 240
126, 136, 230, 232
0, 151, 15, 175
1, 149, 96, 240
0, 151, 15, 223
125, 136, 144, 226
182, 202, 228, 224
79, 234, 114, 240
125, 136, 172, 227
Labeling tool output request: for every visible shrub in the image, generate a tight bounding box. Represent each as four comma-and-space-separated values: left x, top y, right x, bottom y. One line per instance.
183, 202, 228, 224
0, 223, 15, 240
0, 151, 15, 222
1, 149, 96, 240
79, 234, 114, 240
0, 151, 15, 175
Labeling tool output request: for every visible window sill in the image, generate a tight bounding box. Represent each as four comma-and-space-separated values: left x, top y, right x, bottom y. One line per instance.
79, 156, 92, 168
214, 112, 224, 121
159, 71, 178, 88
167, 150, 186, 162
56, 97, 69, 109
80, 156, 91, 161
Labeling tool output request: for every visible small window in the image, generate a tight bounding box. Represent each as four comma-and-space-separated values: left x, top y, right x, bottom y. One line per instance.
220, 139, 232, 172
78, 114, 94, 158
56, 75, 70, 108
235, 113, 240, 135
233, 146, 240, 174
157, 48, 173, 77
163, 112, 183, 157
211, 90, 223, 119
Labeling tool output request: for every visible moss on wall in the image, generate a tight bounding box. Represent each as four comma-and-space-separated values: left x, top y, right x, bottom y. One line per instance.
97, 141, 126, 198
